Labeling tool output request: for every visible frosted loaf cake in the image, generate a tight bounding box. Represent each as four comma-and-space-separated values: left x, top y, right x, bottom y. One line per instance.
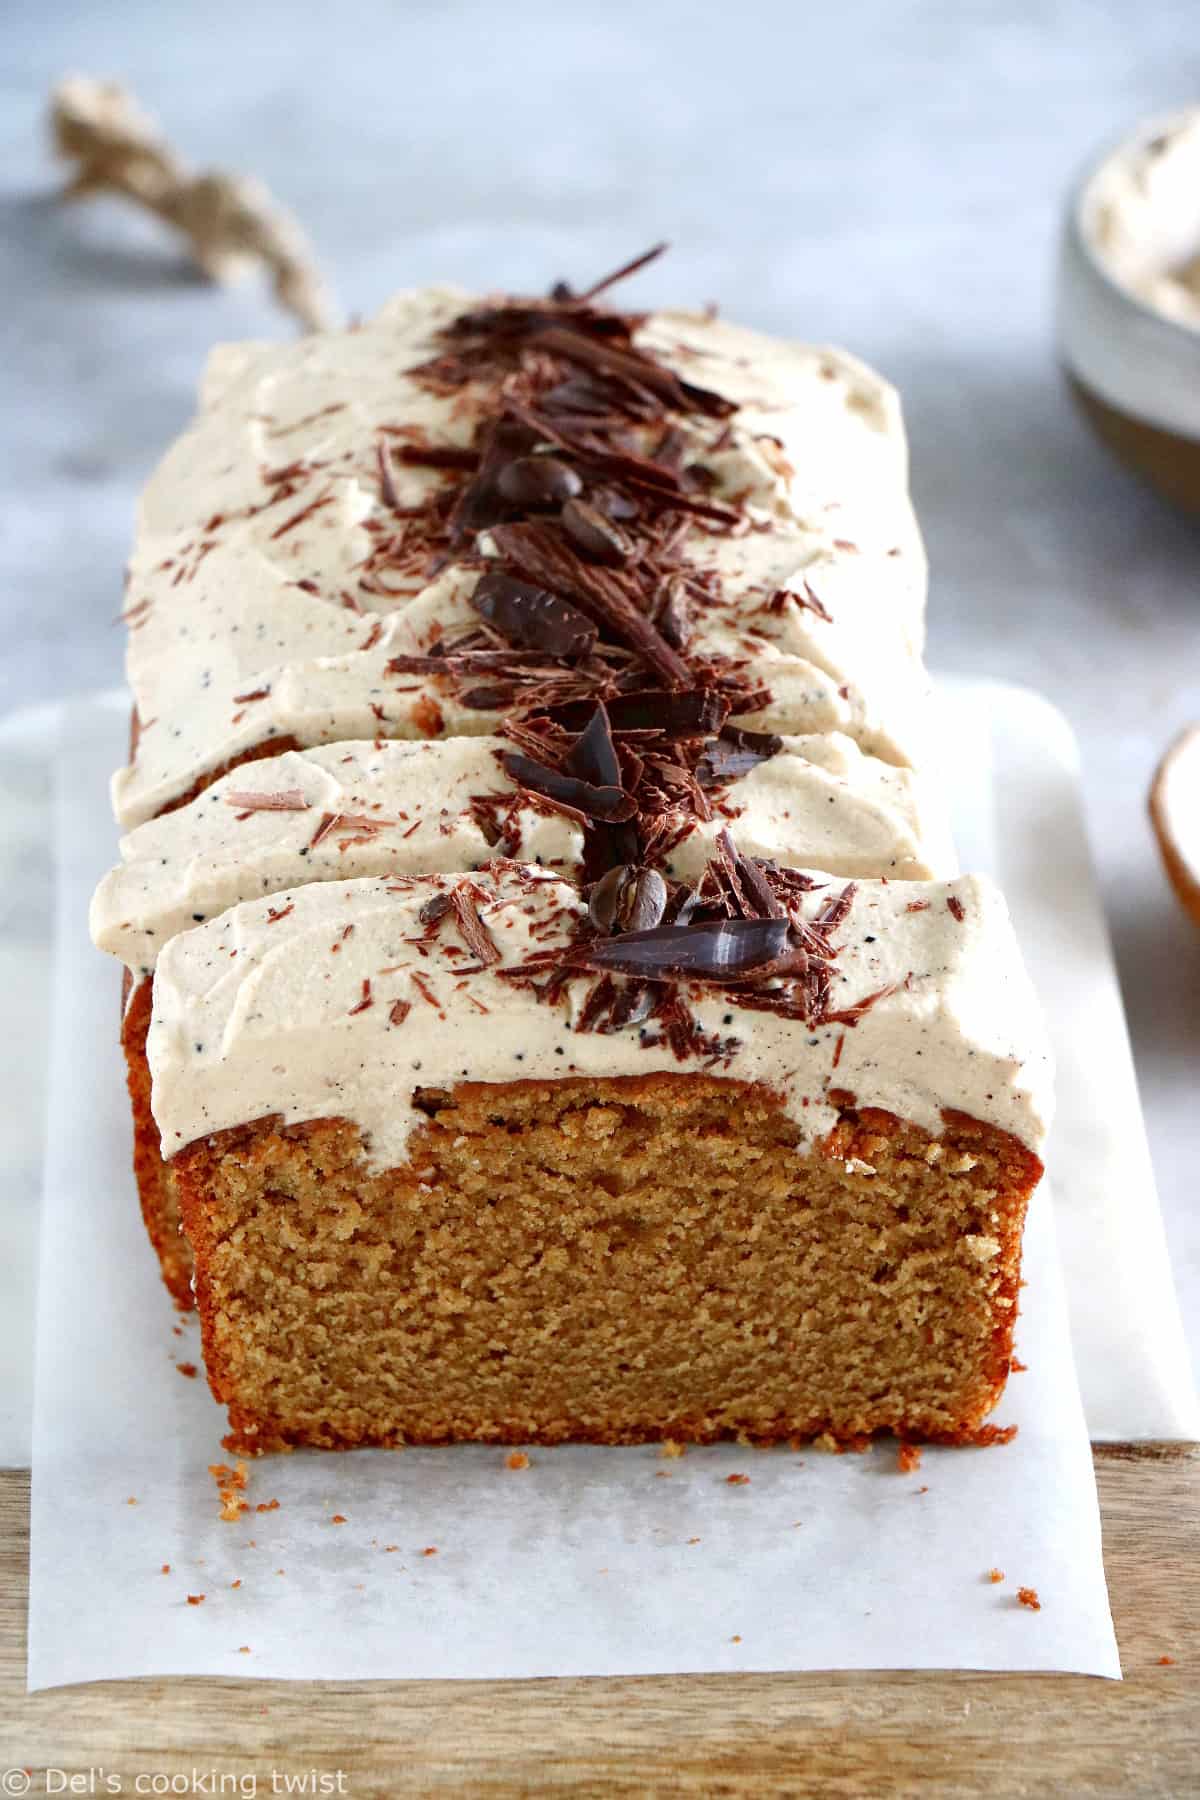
92, 250, 1050, 1449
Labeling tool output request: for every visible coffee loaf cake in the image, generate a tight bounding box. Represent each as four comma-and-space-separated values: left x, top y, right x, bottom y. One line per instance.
92, 250, 1050, 1447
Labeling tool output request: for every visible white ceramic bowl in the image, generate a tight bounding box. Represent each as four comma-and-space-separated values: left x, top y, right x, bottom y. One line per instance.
1057, 112, 1200, 513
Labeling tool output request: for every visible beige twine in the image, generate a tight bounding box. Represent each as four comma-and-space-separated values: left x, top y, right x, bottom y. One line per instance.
49, 75, 335, 332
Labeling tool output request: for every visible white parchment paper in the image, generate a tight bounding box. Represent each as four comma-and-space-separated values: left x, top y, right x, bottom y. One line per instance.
28, 696, 1122, 1687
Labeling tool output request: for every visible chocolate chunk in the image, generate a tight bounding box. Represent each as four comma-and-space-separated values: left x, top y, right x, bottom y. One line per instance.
501, 751, 637, 822
472, 570, 597, 658
496, 455, 583, 509
588, 865, 668, 934
569, 917, 791, 980
561, 498, 635, 567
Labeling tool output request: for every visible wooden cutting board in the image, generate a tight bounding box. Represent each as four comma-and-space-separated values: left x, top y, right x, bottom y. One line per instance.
1, 1449, 1196, 1797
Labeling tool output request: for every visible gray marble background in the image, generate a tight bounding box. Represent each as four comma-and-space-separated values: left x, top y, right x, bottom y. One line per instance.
2, 0, 1197, 1375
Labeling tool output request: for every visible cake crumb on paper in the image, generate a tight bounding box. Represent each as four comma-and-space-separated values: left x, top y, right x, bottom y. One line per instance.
209, 1460, 250, 1522
186, 1594, 205, 1606
986, 1568, 1005, 1584
897, 1443, 922, 1474
505, 1451, 530, 1470
1016, 1586, 1041, 1611
725, 1473, 750, 1486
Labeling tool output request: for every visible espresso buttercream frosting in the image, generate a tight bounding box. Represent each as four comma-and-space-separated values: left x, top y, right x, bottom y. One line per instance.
147, 865, 1052, 1170
93, 732, 955, 981
112, 286, 929, 827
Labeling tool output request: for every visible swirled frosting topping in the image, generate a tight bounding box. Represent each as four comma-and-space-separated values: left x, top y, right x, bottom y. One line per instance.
114, 277, 928, 827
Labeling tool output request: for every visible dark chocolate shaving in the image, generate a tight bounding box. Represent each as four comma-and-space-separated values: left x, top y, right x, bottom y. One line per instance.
488, 521, 690, 688
459, 682, 519, 711
824, 980, 904, 1026
222, 787, 310, 812
547, 688, 729, 737
386, 648, 560, 675
565, 703, 621, 789
449, 884, 500, 965
471, 570, 597, 658
812, 883, 858, 932
713, 829, 787, 921
501, 751, 637, 823
568, 916, 790, 980
570, 241, 669, 305
774, 582, 832, 623
533, 324, 736, 421
696, 725, 784, 787
391, 442, 481, 472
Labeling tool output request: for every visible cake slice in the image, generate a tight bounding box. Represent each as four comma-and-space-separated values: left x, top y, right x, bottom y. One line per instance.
93, 727, 954, 1307
149, 861, 1051, 1452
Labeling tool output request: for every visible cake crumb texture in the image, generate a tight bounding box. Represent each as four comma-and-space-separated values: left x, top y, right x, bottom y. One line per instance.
175, 1073, 1039, 1455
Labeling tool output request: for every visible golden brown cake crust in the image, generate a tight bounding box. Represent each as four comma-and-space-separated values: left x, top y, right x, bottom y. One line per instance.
123, 724, 311, 1308
173, 1073, 1041, 1456
122, 975, 193, 1309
